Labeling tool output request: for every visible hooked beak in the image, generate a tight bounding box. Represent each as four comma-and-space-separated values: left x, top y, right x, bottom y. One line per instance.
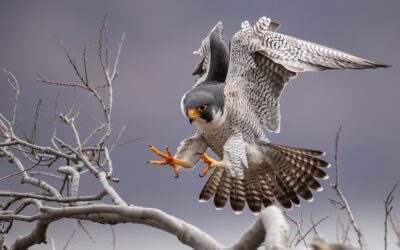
187, 108, 200, 124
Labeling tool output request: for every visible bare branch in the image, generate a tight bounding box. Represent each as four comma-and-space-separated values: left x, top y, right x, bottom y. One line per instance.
296, 216, 328, 246
31, 99, 42, 144
331, 125, 366, 250
28, 171, 64, 180
2, 69, 20, 126
99, 14, 110, 73
11, 220, 49, 249
382, 180, 399, 250
97, 172, 124, 205
310, 213, 320, 237
109, 125, 125, 152
82, 122, 105, 147
111, 32, 125, 81
284, 211, 307, 248
77, 220, 96, 244
36, 73, 87, 90
54, 35, 86, 85
59, 114, 82, 152
112, 135, 147, 151
12, 136, 76, 160
83, 46, 89, 85
334, 125, 342, 187
51, 91, 61, 150
104, 147, 113, 178
0, 162, 41, 182
62, 229, 76, 250
3, 204, 295, 250
58, 165, 81, 199
110, 225, 116, 250
0, 148, 62, 198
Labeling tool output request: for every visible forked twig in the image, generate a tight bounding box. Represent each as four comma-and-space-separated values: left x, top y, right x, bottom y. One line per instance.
296, 216, 329, 245
1, 69, 20, 126
284, 211, 307, 248
331, 125, 366, 249
382, 180, 399, 250
77, 220, 96, 244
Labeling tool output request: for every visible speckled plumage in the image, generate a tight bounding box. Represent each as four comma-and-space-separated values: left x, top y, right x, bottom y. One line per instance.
176, 17, 388, 213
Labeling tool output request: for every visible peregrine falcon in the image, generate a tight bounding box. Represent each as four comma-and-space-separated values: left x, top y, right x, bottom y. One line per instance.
148, 17, 388, 214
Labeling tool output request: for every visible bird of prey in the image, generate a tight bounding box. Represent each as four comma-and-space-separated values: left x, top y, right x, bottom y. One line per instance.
148, 17, 388, 214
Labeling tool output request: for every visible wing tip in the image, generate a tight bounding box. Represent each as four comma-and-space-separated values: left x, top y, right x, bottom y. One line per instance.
376, 63, 391, 69
361, 60, 391, 69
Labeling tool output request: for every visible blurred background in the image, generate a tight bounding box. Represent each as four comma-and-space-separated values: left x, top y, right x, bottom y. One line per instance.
0, 0, 399, 249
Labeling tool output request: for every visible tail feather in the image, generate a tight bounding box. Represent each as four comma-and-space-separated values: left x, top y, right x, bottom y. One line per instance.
264, 173, 293, 209
261, 195, 274, 207
199, 168, 223, 202
284, 168, 313, 201
198, 142, 328, 213
245, 180, 263, 214
288, 164, 322, 191
258, 176, 275, 207
230, 178, 246, 213
275, 171, 300, 206
213, 171, 232, 209
286, 156, 328, 179
280, 150, 329, 168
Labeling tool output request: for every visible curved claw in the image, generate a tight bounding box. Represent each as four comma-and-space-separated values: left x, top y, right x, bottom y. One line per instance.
148, 145, 185, 178
196, 153, 221, 177
174, 173, 179, 178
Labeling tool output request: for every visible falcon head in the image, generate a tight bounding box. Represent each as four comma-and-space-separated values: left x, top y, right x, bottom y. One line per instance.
181, 84, 225, 127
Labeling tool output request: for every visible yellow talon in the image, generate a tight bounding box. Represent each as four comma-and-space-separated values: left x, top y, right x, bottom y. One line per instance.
196, 153, 222, 177
148, 145, 189, 178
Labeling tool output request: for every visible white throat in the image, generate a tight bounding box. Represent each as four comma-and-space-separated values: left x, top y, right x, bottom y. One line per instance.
196, 108, 227, 131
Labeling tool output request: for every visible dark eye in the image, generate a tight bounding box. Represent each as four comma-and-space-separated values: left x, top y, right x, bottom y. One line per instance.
197, 104, 208, 112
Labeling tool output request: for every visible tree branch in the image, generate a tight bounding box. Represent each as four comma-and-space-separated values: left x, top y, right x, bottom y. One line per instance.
1, 204, 297, 250
382, 180, 399, 250
331, 125, 366, 250
0, 191, 106, 203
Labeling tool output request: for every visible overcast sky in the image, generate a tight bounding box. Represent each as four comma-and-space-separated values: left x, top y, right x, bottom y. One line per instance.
0, 1, 399, 249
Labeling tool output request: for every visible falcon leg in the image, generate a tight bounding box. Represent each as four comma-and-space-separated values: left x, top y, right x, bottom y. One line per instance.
147, 145, 189, 178
196, 153, 222, 177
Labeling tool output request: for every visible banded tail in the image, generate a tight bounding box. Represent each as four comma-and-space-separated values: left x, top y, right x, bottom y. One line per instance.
199, 143, 330, 214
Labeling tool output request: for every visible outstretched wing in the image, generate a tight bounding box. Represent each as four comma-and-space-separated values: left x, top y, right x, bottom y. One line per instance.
225, 17, 389, 133
192, 22, 229, 86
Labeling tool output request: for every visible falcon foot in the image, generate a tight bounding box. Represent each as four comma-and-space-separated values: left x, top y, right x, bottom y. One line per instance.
147, 145, 188, 178
195, 153, 222, 177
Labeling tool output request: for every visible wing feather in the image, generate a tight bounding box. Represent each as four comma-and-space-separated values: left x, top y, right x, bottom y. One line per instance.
193, 22, 229, 86
224, 16, 389, 133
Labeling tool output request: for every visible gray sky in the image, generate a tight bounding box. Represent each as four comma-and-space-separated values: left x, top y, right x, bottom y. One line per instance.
0, 0, 399, 249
